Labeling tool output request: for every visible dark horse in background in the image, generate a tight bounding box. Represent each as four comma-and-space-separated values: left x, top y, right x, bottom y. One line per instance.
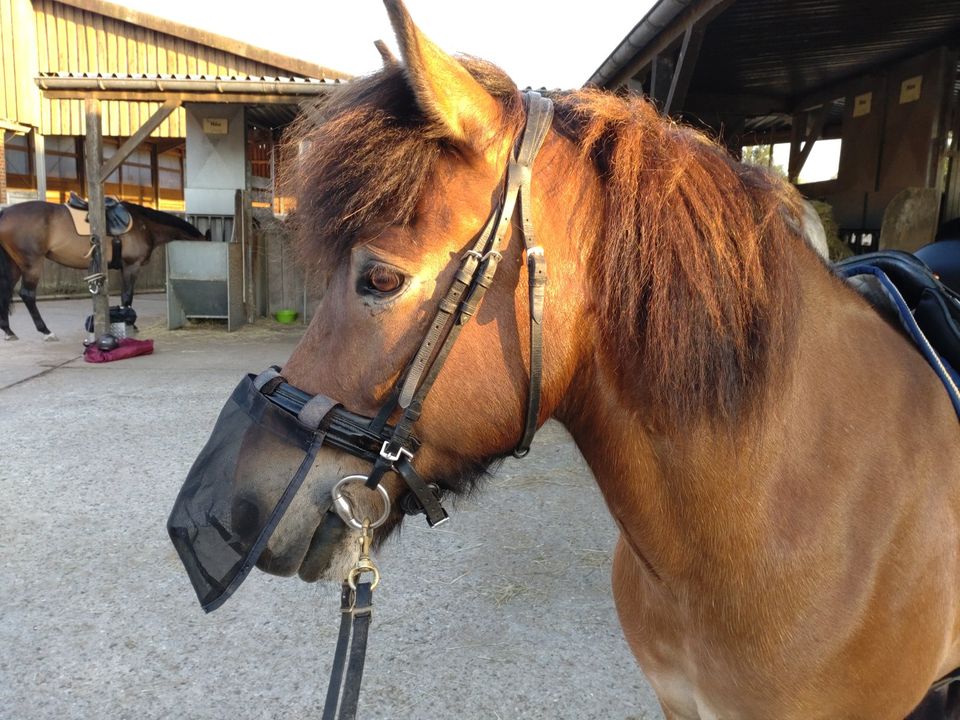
0, 200, 206, 340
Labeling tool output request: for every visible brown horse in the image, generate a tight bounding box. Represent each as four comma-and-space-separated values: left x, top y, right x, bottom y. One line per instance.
214, 2, 960, 717
0, 200, 206, 340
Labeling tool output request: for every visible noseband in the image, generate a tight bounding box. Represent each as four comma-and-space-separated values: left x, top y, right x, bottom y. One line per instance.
259, 90, 554, 527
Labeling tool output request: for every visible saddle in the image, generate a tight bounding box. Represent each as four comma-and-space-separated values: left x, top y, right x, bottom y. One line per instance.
836, 250, 960, 416
66, 192, 133, 237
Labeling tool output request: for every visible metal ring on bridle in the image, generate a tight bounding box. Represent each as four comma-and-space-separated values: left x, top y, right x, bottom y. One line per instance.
332, 475, 391, 530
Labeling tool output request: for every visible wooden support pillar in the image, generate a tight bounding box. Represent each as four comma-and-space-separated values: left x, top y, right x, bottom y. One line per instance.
789, 105, 828, 182
84, 97, 110, 340
664, 23, 705, 116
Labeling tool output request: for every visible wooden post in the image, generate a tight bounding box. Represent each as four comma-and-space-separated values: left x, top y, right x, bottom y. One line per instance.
664, 23, 705, 116
84, 97, 110, 340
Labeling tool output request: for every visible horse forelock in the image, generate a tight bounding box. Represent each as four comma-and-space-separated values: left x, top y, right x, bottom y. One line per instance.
281, 59, 524, 278
551, 89, 803, 430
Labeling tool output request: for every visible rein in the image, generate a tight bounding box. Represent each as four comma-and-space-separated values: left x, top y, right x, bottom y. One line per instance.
319, 90, 554, 719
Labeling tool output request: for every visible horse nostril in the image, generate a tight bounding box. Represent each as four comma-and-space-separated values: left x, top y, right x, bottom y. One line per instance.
231, 496, 262, 541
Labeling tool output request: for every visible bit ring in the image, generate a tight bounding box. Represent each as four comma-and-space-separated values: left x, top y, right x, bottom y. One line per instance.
332, 475, 391, 530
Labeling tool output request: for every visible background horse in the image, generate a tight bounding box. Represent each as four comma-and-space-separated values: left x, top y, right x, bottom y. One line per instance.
208, 2, 960, 717
0, 200, 206, 340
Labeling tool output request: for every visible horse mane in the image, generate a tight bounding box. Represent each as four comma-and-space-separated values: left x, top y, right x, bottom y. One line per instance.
121, 202, 203, 238
551, 90, 803, 429
285, 63, 804, 430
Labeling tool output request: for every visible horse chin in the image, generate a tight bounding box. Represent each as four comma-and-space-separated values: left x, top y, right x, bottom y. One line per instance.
296, 513, 357, 582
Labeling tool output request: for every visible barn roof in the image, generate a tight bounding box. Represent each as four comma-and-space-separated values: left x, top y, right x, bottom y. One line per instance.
588, 0, 960, 120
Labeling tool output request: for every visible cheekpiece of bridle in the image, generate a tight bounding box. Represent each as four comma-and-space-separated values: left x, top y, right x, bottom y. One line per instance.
273, 87, 552, 520
167, 90, 554, 720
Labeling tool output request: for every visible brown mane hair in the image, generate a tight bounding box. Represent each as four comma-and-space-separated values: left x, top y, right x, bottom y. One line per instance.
552, 90, 804, 429
284, 65, 805, 430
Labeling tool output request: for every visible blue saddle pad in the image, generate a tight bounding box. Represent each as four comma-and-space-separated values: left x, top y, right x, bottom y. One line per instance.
836, 251, 960, 418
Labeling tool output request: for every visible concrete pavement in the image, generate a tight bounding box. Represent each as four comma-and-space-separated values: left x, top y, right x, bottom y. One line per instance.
0, 294, 663, 720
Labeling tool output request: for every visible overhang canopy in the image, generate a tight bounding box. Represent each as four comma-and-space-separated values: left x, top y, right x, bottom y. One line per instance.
589, 0, 960, 123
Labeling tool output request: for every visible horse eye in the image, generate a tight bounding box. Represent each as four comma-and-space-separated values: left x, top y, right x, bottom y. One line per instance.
361, 265, 404, 296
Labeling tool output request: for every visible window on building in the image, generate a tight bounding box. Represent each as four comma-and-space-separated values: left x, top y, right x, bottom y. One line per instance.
158, 146, 185, 212
3, 132, 35, 192
103, 142, 153, 207
248, 128, 273, 180
44, 136, 82, 203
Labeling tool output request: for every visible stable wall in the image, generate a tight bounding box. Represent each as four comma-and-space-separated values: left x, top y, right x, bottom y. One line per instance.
184, 104, 245, 216
814, 46, 955, 238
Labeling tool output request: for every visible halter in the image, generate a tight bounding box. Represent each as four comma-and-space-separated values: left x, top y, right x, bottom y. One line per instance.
255, 91, 554, 527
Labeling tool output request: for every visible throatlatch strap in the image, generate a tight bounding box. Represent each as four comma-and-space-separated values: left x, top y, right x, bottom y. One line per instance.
515, 246, 545, 457
513, 92, 552, 457
322, 582, 374, 720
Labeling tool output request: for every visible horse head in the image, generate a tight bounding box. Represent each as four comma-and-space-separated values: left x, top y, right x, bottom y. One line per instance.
237, 0, 594, 582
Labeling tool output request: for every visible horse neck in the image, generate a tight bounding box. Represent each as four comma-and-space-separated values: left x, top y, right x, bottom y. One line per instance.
554, 245, 844, 591
126, 209, 176, 247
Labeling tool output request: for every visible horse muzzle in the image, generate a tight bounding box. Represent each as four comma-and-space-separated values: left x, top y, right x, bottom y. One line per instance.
166, 369, 406, 612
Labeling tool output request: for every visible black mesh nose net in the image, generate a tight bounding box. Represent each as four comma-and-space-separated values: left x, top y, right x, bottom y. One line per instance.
168, 368, 407, 612
167, 371, 330, 612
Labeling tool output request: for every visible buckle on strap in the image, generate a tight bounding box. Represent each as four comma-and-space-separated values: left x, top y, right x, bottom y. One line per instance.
379, 440, 413, 463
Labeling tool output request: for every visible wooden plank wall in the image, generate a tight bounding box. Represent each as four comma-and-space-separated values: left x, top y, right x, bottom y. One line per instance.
0, 0, 40, 128
35, 253, 166, 297
28, 0, 297, 137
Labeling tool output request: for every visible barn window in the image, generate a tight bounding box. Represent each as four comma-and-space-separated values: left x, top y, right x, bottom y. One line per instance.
44, 136, 82, 203
3, 133, 35, 192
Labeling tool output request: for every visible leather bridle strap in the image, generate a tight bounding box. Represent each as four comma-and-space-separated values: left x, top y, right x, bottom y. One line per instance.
512, 94, 552, 457
363, 91, 554, 521
320, 91, 555, 720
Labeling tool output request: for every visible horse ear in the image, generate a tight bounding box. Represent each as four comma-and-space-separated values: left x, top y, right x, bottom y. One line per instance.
383, 0, 502, 149
374, 39, 398, 68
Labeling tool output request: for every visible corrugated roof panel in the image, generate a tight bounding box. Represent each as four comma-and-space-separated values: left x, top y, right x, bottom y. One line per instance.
5, 0, 345, 136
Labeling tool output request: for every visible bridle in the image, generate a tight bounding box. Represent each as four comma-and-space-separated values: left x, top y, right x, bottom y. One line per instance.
256, 90, 554, 530
253, 91, 554, 719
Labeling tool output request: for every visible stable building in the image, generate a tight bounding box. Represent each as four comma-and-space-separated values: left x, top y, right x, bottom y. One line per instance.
0, 0, 348, 307
0, 0, 348, 213
587, 0, 960, 253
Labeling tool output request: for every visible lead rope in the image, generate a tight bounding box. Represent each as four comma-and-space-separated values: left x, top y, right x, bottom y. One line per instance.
322, 521, 379, 720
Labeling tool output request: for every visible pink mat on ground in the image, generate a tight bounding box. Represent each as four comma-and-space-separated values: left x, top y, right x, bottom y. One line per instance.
83, 337, 154, 363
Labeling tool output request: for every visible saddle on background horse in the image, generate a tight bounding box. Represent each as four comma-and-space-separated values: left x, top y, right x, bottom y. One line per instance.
65, 192, 133, 237
836, 249, 960, 417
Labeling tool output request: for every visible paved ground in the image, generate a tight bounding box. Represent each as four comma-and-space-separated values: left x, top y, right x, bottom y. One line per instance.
0, 295, 664, 720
